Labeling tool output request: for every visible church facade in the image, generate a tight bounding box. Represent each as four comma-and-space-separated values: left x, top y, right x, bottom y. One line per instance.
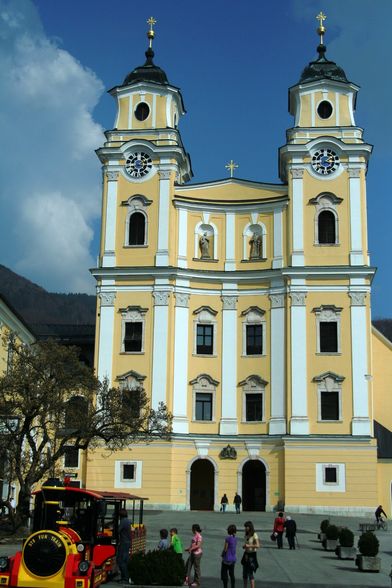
84, 16, 392, 514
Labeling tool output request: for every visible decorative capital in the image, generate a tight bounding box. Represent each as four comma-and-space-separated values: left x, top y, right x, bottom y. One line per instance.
269, 293, 285, 308
153, 291, 170, 306
221, 296, 238, 310
349, 292, 367, 306
291, 168, 304, 179
348, 168, 361, 178
99, 292, 116, 306
106, 170, 119, 181
175, 293, 190, 308
290, 292, 307, 306
158, 170, 171, 180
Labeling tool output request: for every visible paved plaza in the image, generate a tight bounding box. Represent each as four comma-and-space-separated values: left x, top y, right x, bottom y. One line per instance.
2, 510, 392, 587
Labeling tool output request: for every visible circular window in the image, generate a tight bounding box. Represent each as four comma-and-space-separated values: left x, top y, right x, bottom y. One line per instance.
135, 102, 150, 121
317, 101, 333, 119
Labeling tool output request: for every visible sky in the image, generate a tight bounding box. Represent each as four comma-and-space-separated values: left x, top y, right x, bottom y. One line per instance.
0, 0, 390, 317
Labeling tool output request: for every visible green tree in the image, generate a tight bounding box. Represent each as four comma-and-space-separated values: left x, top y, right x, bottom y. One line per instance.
0, 335, 172, 528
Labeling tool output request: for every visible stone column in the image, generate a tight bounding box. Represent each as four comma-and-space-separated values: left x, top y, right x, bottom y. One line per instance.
156, 170, 171, 266
290, 291, 309, 434
102, 171, 118, 267
269, 293, 286, 434
225, 212, 236, 271
349, 292, 371, 435
220, 295, 238, 435
97, 291, 116, 384
291, 168, 305, 266
348, 168, 364, 265
172, 292, 190, 433
151, 290, 170, 409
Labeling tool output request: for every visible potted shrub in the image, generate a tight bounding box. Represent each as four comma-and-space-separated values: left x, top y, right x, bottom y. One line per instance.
129, 549, 185, 585
336, 527, 356, 559
318, 518, 330, 542
355, 531, 380, 572
323, 524, 339, 551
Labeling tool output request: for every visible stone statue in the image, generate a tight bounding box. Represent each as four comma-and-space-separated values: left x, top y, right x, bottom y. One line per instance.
249, 233, 262, 259
199, 232, 210, 258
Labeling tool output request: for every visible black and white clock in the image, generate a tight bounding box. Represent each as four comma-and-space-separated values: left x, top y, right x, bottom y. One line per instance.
311, 148, 340, 175
125, 152, 153, 178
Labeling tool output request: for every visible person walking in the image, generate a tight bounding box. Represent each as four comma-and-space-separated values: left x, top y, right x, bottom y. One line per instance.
241, 520, 260, 588
170, 527, 183, 554
233, 493, 242, 514
284, 516, 297, 550
221, 494, 229, 512
185, 523, 203, 587
273, 512, 285, 549
157, 528, 170, 550
221, 524, 237, 588
116, 508, 132, 584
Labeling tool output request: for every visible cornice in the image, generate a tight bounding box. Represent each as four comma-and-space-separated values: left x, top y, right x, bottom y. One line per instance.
173, 196, 288, 214
175, 177, 287, 192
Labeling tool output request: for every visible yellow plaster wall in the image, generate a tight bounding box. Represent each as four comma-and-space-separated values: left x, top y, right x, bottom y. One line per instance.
372, 329, 392, 430
377, 462, 392, 516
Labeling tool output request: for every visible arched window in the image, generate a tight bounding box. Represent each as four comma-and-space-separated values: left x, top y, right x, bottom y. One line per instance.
129, 212, 146, 245
318, 210, 336, 244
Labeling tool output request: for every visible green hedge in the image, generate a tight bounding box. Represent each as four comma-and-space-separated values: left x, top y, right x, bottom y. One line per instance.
129, 549, 185, 586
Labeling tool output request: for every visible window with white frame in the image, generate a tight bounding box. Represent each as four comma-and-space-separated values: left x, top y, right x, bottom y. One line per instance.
116, 370, 146, 419
120, 306, 148, 353
64, 446, 79, 468
239, 375, 267, 423
193, 307, 217, 356
313, 305, 342, 354
309, 193, 342, 246
190, 374, 218, 422
241, 307, 266, 356
313, 372, 344, 422
123, 195, 152, 247
121, 462, 136, 482
115, 460, 142, 488
316, 463, 345, 492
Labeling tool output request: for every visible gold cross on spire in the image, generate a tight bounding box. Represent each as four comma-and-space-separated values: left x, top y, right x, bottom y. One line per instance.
316, 11, 327, 44
147, 16, 157, 48
225, 159, 239, 178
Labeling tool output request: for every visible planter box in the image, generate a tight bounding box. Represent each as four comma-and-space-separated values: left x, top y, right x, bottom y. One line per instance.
324, 539, 338, 551
355, 555, 381, 572
336, 546, 356, 560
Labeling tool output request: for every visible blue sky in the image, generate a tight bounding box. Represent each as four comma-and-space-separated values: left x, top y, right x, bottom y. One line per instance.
0, 0, 390, 317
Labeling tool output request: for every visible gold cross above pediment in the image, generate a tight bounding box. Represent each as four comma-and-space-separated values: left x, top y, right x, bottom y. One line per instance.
225, 159, 239, 178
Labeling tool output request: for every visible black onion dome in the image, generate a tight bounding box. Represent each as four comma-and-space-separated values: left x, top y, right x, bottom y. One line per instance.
299, 44, 349, 84
123, 47, 169, 86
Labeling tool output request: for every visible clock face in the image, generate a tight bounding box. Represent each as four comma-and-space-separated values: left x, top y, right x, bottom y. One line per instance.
125, 152, 153, 178
311, 148, 340, 175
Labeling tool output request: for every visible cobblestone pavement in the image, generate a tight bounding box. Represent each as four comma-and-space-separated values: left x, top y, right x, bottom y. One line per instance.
2, 510, 392, 586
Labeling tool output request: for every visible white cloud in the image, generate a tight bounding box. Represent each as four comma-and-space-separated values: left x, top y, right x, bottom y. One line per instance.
0, 0, 104, 292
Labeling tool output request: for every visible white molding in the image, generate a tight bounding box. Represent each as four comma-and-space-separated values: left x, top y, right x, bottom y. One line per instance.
272, 208, 283, 268
225, 212, 236, 270
350, 303, 371, 435
97, 293, 116, 383
156, 175, 170, 266
269, 295, 286, 434
220, 298, 238, 435
349, 171, 363, 265
151, 301, 169, 409
177, 208, 188, 268
103, 175, 118, 267
291, 169, 304, 265
290, 297, 309, 434
173, 303, 189, 433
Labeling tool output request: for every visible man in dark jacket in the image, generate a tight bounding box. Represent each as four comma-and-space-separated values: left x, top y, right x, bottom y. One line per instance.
284, 516, 297, 550
233, 492, 242, 514
117, 509, 132, 582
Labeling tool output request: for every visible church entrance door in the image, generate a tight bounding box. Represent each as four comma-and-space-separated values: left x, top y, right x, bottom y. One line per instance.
242, 460, 266, 511
190, 459, 214, 510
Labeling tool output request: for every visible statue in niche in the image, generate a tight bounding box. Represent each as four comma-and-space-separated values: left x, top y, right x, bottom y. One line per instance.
249, 232, 262, 259
199, 232, 211, 258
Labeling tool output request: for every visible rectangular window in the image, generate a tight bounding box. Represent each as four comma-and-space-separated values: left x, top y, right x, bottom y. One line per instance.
64, 446, 79, 468
122, 463, 135, 481
245, 394, 263, 421
196, 324, 213, 355
246, 325, 263, 355
195, 392, 212, 421
324, 466, 337, 484
320, 391, 339, 420
320, 321, 338, 352
124, 322, 142, 352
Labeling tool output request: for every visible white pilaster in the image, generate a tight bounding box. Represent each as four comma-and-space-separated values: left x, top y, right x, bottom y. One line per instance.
151, 290, 170, 409
177, 208, 188, 268
272, 208, 284, 269
220, 295, 238, 435
97, 292, 116, 384
102, 171, 118, 267
290, 292, 309, 434
291, 168, 305, 266
348, 168, 364, 265
349, 292, 371, 435
269, 293, 286, 434
225, 212, 236, 271
156, 171, 171, 266
172, 292, 190, 433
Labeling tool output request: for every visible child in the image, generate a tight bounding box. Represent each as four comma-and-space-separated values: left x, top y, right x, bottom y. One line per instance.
170, 527, 183, 554
157, 528, 170, 550
184, 523, 203, 587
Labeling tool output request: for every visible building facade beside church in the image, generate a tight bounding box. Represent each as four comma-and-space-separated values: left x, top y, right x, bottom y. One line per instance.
81, 16, 392, 514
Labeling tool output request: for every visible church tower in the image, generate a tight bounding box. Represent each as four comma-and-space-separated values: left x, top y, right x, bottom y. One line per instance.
88, 15, 383, 514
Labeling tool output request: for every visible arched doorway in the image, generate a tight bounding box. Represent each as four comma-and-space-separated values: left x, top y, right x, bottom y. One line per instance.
242, 460, 266, 511
190, 459, 214, 510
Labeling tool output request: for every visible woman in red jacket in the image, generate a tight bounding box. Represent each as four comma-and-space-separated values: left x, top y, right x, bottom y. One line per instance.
273, 512, 285, 549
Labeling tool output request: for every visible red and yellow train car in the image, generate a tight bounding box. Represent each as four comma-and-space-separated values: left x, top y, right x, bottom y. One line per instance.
0, 478, 147, 587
